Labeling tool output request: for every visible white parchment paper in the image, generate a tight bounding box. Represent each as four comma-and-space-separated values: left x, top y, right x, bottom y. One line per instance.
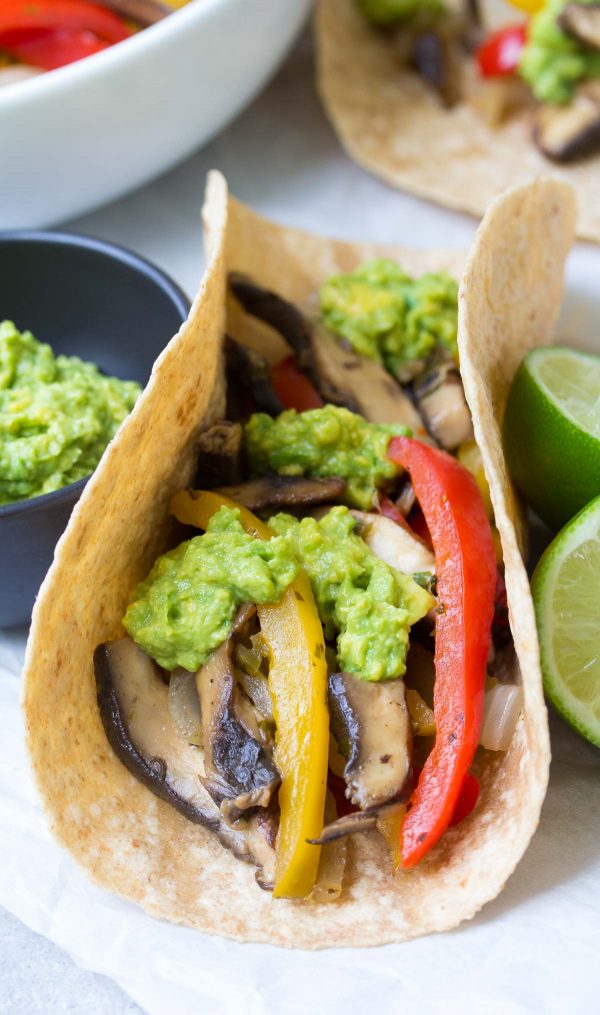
2, 32, 599, 1015
1, 631, 599, 1015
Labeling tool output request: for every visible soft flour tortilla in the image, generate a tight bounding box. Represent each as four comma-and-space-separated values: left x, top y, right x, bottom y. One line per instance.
316, 0, 598, 243
23, 173, 574, 947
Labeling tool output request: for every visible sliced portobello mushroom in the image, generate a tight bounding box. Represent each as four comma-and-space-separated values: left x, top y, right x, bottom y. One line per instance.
391, 2, 478, 105
410, 30, 462, 108
220, 785, 275, 826
465, 0, 482, 30
351, 510, 435, 575
217, 474, 346, 513
327, 671, 412, 814
195, 420, 243, 488
308, 319, 426, 428
251, 804, 279, 890
94, 637, 275, 881
533, 83, 600, 162
309, 799, 407, 845
196, 610, 280, 816
413, 361, 473, 450
224, 335, 284, 418
315, 669, 412, 844
229, 272, 425, 431
558, 2, 600, 50
328, 324, 428, 422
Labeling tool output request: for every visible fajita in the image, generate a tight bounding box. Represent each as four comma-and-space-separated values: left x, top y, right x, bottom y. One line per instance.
23, 173, 574, 947
316, 0, 599, 242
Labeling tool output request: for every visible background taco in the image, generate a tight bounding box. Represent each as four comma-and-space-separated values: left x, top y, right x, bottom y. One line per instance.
23, 173, 574, 947
315, 0, 599, 243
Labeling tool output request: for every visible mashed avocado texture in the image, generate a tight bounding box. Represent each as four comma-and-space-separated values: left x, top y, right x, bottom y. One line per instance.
270, 507, 435, 681
123, 506, 298, 672
0, 321, 140, 505
358, 0, 445, 26
519, 0, 600, 104
319, 259, 458, 378
125, 504, 434, 681
244, 405, 407, 510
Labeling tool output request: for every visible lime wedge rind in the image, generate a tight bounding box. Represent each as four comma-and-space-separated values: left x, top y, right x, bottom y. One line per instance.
533, 495, 600, 748
504, 346, 600, 530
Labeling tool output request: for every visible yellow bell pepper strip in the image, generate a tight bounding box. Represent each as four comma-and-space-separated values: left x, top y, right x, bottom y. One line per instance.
406, 688, 436, 737
256, 582, 329, 897
377, 806, 406, 871
504, 0, 545, 12
170, 489, 329, 898
457, 440, 493, 519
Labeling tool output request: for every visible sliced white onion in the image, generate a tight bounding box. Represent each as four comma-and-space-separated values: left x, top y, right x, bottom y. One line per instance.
311, 791, 347, 903
168, 669, 202, 746
237, 670, 273, 722
480, 682, 523, 752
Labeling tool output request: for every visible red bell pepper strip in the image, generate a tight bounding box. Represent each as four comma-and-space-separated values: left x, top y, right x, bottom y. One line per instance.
0, 27, 109, 70
378, 493, 421, 538
476, 23, 527, 78
412, 766, 480, 828
0, 2, 131, 43
449, 772, 480, 826
387, 436, 495, 868
270, 356, 324, 412
406, 504, 432, 547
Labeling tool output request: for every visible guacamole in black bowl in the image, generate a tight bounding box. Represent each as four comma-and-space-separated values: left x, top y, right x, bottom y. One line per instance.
0, 230, 189, 627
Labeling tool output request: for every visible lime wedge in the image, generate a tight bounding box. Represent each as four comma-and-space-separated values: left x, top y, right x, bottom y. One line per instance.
503, 347, 600, 530
532, 494, 600, 746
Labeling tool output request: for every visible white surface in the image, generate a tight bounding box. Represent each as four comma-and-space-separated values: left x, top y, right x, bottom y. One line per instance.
0, 0, 310, 228
0, 908, 142, 1014
2, 31, 600, 1015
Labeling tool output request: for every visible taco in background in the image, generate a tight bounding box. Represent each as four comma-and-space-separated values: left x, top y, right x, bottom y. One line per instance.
23, 173, 574, 947
316, 0, 599, 242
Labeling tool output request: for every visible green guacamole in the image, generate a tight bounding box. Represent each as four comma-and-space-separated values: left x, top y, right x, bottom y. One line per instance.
519, 0, 600, 104
123, 506, 298, 672
270, 507, 435, 681
124, 504, 434, 681
358, 0, 444, 26
245, 405, 407, 510
319, 259, 458, 379
0, 321, 140, 505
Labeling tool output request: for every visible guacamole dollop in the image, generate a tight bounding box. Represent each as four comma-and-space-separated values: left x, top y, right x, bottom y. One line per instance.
0, 321, 140, 505
358, 0, 445, 26
125, 503, 434, 682
319, 259, 458, 378
244, 405, 407, 510
270, 507, 435, 681
123, 506, 298, 672
519, 0, 600, 104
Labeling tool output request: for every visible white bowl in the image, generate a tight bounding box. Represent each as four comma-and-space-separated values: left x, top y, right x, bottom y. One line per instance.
0, 0, 310, 228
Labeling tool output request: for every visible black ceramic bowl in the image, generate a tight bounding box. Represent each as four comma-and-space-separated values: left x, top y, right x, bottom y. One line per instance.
0, 231, 190, 627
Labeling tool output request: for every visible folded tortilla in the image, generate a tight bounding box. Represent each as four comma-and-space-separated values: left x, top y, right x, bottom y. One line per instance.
23, 173, 574, 947
315, 0, 598, 243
